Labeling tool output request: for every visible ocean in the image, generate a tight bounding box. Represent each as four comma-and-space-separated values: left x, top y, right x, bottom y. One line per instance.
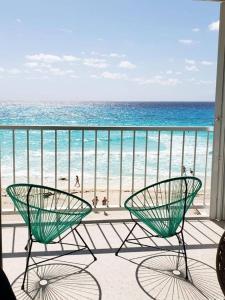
0, 101, 214, 206
0, 101, 214, 126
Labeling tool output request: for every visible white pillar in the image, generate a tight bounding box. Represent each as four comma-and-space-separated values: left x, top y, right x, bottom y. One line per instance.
210, 2, 225, 219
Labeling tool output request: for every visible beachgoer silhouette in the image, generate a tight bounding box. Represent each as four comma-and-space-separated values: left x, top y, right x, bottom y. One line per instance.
182, 165, 186, 175
74, 175, 80, 187
92, 196, 99, 208
102, 197, 108, 206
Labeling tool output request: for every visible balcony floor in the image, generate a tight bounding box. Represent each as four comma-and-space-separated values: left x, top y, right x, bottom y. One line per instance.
2, 214, 225, 300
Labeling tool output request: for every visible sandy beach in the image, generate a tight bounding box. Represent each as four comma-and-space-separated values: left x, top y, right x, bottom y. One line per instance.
0, 174, 211, 213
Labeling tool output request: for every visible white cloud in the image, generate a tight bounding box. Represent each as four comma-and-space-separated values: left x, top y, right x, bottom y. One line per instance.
90, 74, 99, 79
62, 55, 80, 62
0, 67, 5, 72
99, 52, 126, 58
26, 53, 81, 65
16, 18, 22, 23
83, 58, 109, 68
25, 62, 39, 68
179, 39, 193, 45
185, 59, 199, 71
138, 75, 179, 86
109, 53, 126, 58
201, 60, 213, 66
8, 68, 21, 74
90, 51, 99, 56
98, 71, 127, 80
166, 70, 173, 75
187, 78, 196, 83
119, 60, 136, 69
192, 28, 200, 32
48, 68, 75, 76
70, 74, 79, 79
208, 20, 219, 31
26, 53, 61, 63
185, 59, 196, 65
195, 80, 215, 85
185, 65, 199, 72
131, 77, 143, 83
32, 66, 76, 77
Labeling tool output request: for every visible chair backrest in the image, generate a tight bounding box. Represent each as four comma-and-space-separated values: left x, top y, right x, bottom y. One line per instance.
125, 176, 202, 237
6, 184, 92, 244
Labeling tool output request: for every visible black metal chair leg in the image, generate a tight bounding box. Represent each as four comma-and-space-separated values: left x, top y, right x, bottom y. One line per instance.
115, 222, 137, 256
22, 239, 33, 290
176, 234, 182, 270
74, 227, 97, 261
181, 231, 188, 280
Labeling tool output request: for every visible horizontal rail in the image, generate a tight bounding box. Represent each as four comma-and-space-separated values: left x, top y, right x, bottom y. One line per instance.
0, 125, 213, 132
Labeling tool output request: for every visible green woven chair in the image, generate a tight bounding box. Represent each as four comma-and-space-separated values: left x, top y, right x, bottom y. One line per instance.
7, 183, 97, 290
115, 176, 202, 279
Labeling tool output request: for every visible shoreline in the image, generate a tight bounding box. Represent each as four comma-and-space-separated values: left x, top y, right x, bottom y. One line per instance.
1, 175, 211, 211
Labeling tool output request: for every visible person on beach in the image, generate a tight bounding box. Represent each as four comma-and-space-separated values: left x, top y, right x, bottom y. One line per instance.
102, 196, 108, 206
74, 175, 80, 187
92, 196, 99, 208
102, 197, 109, 216
182, 165, 186, 176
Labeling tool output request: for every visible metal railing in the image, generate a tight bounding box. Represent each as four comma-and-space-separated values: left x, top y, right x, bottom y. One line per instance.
0, 125, 213, 212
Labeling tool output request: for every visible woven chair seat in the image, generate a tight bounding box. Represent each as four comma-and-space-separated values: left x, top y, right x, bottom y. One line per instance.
125, 176, 202, 238
7, 184, 92, 244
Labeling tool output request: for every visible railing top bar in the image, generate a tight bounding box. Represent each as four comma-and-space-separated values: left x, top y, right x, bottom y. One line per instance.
0, 125, 213, 132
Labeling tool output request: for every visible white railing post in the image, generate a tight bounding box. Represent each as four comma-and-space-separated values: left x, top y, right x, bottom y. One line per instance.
210, 2, 225, 220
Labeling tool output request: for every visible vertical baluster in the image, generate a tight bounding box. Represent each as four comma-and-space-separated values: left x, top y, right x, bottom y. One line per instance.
12, 129, 15, 184
81, 130, 84, 199
119, 131, 123, 207
68, 130, 71, 208
55, 130, 57, 189
12, 130, 15, 212
144, 131, 148, 188
107, 130, 110, 206
181, 131, 186, 176
156, 131, 160, 183
144, 131, 148, 206
68, 130, 71, 193
204, 131, 210, 206
41, 129, 43, 186
193, 131, 198, 176
94, 130, 97, 199
132, 131, 136, 195
169, 131, 173, 178
27, 130, 30, 184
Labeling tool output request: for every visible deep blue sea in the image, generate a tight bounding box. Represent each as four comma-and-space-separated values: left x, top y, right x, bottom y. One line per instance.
0, 102, 215, 194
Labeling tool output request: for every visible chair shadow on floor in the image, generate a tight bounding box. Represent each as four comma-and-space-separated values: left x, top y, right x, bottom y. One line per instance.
11, 261, 102, 300
118, 252, 224, 300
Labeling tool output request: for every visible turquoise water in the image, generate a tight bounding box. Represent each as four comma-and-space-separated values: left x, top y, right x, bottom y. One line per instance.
0, 101, 214, 126
0, 102, 214, 192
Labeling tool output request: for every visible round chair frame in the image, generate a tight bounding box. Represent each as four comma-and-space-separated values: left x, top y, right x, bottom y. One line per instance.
7, 183, 97, 290
115, 176, 202, 280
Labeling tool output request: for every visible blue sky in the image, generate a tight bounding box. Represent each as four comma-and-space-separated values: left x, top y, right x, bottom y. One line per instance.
0, 0, 220, 102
